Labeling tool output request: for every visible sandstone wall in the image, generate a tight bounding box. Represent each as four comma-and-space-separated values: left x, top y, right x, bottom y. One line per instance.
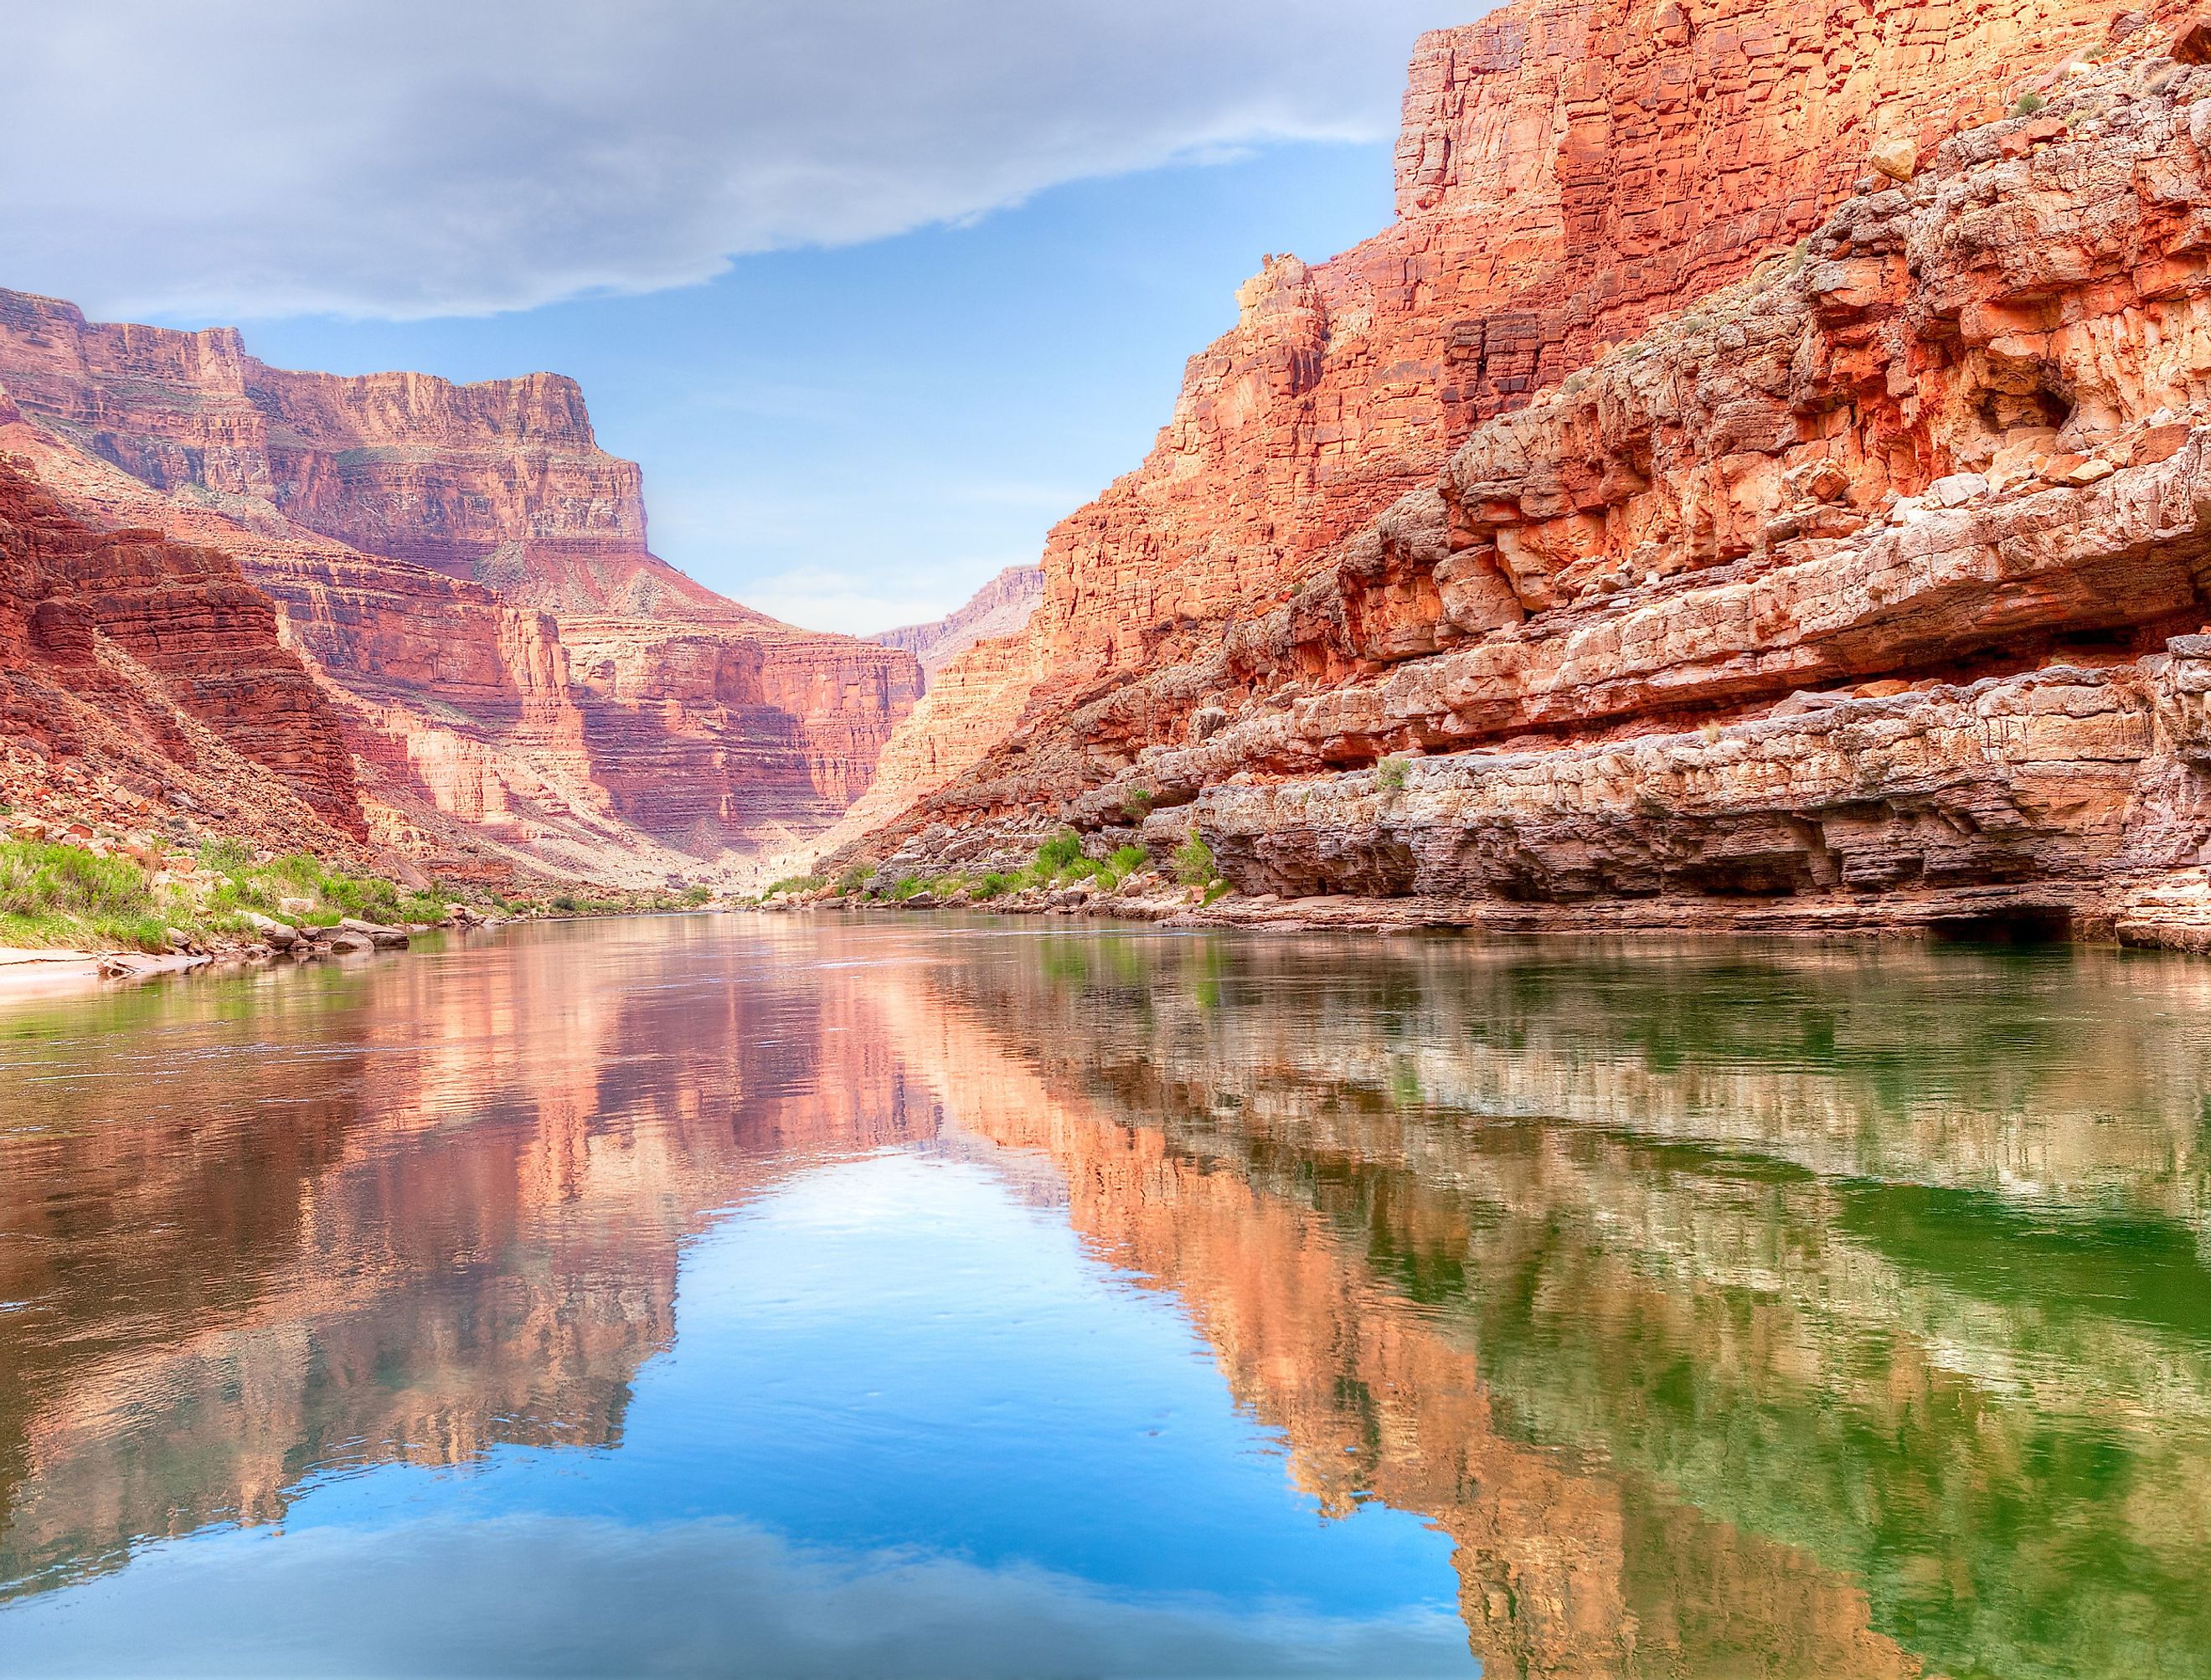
869, 564, 1046, 682
0, 291, 920, 884
1028, 0, 2147, 685
850, 3, 2211, 946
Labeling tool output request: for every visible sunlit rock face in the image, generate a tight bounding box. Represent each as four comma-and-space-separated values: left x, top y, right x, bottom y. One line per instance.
0, 460, 364, 844
842, 2, 2211, 944
0, 291, 920, 884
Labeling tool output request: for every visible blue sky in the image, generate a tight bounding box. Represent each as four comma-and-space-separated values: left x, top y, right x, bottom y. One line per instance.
231, 142, 1399, 633
7, 0, 1487, 633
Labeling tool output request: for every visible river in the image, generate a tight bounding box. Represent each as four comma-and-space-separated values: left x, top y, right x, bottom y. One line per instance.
0, 914, 2203, 1677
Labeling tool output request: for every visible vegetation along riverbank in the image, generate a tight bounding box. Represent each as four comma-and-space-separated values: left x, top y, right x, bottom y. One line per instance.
0, 815, 712, 985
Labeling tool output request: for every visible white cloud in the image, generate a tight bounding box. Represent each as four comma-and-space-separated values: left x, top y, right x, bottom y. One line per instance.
4, 0, 1472, 322
0, 1515, 1475, 1676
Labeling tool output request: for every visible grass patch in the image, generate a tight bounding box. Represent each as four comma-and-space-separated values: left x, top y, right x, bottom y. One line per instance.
1173, 832, 1219, 889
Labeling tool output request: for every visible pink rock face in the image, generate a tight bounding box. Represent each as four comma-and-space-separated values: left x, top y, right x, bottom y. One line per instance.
0, 292, 920, 883
871, 565, 1045, 683
845, 0, 2161, 863
843, 2, 2211, 946
0, 462, 366, 844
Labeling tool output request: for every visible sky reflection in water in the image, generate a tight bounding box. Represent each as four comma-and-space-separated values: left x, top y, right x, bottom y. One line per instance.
0, 915, 2205, 1677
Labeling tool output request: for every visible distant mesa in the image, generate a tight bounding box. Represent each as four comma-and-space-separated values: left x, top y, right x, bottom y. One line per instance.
870, 565, 1044, 687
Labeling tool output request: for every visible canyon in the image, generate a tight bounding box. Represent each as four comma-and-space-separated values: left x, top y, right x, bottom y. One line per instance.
0, 292, 920, 887
834, 0, 2211, 947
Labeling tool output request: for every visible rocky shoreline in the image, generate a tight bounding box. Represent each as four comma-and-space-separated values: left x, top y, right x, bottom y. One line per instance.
753, 852, 2211, 950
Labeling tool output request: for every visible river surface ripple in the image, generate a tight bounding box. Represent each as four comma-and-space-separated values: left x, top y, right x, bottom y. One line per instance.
0, 913, 2203, 1677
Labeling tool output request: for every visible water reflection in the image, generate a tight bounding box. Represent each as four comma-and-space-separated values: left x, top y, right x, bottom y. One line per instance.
0, 918, 2206, 1677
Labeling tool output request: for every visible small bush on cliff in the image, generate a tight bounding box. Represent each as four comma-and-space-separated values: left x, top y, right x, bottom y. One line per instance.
836, 863, 876, 897
1034, 832, 1085, 875
198, 837, 253, 878
1120, 789, 1156, 822
1377, 755, 1410, 792
1104, 844, 1150, 886
2012, 90, 2045, 116
1173, 832, 1219, 889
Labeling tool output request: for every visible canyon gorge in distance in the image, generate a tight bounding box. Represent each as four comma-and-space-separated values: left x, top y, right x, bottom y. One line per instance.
5, 0, 2211, 1676
23, 0, 2211, 943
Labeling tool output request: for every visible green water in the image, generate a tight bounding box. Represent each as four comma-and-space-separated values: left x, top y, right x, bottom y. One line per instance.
0, 915, 2203, 1677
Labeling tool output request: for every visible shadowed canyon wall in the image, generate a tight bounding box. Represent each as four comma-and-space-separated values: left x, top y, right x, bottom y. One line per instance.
0, 291, 920, 884
839, 0, 2211, 946
0, 460, 364, 849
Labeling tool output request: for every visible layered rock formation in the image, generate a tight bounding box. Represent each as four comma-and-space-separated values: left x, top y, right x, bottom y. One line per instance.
0, 291, 920, 884
869, 564, 1044, 682
841, 0, 2211, 945
0, 459, 363, 850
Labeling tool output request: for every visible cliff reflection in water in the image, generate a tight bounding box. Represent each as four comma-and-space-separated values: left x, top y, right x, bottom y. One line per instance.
1, 917, 2207, 1678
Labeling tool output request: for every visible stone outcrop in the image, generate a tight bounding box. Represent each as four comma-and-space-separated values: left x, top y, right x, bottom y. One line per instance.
0, 291, 920, 884
869, 564, 1045, 682
0, 459, 364, 849
843, 1, 2211, 946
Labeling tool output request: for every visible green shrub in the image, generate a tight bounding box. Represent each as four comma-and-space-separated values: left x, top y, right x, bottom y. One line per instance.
763, 875, 826, 899
974, 872, 1011, 899
1173, 832, 1218, 888
1377, 755, 1410, 791
198, 836, 253, 878
1120, 788, 1156, 822
1106, 844, 1150, 881
0, 841, 152, 919
892, 875, 925, 901
835, 863, 877, 896
681, 884, 714, 907
0, 840, 167, 951
2012, 90, 2045, 116
1035, 832, 1084, 873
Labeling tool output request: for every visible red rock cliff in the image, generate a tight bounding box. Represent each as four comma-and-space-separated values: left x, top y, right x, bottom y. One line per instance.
0, 458, 366, 846
1032, 0, 2146, 684
843, 0, 2211, 947
0, 293, 920, 884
